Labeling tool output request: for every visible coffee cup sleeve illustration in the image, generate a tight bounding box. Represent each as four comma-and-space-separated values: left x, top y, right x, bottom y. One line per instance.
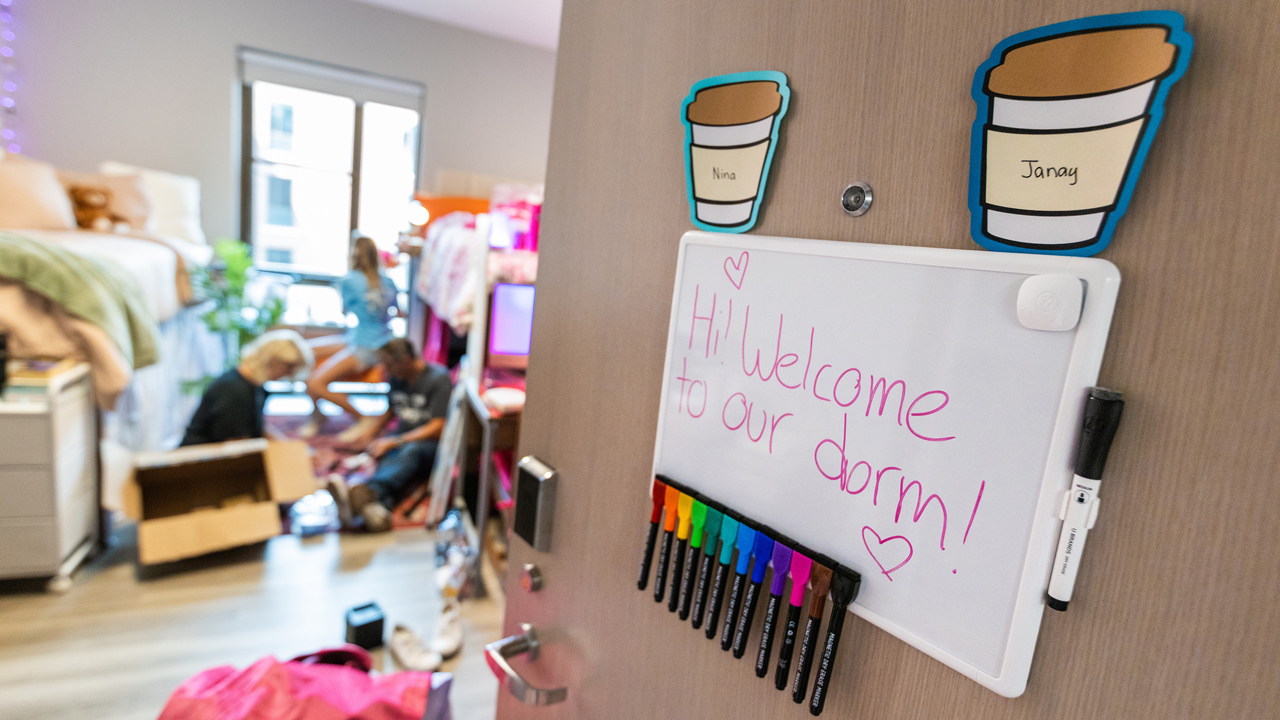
682, 71, 791, 233
968, 11, 1193, 256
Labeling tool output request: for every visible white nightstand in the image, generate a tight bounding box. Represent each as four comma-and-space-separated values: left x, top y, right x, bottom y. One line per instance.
0, 363, 100, 591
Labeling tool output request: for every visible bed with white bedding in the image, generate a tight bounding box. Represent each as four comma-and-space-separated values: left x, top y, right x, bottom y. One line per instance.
0, 153, 226, 452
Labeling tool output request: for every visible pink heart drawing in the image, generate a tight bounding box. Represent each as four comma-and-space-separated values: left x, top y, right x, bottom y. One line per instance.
723, 251, 749, 289
862, 526, 914, 581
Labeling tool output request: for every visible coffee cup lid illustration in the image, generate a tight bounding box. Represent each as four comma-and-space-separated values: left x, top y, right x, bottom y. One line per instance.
681, 71, 791, 234
968, 12, 1193, 256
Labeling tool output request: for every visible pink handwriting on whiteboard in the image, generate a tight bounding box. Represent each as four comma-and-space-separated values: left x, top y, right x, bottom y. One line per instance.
724, 251, 749, 289
862, 526, 914, 581
738, 305, 955, 443
721, 391, 792, 453
674, 358, 708, 418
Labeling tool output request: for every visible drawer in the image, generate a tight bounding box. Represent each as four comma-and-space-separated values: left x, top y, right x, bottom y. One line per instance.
0, 414, 52, 465
0, 467, 54, 518
0, 517, 58, 575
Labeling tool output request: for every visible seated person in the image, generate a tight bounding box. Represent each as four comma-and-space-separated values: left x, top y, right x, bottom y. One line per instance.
330, 338, 453, 531
181, 330, 314, 447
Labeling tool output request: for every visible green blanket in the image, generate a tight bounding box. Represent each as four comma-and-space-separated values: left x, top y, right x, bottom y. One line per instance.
0, 231, 159, 369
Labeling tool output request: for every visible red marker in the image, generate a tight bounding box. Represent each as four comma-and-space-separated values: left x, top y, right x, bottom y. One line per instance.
636, 478, 667, 591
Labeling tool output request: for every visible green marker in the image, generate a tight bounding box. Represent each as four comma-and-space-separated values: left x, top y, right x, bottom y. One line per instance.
690, 503, 724, 630
678, 498, 709, 620
703, 511, 741, 640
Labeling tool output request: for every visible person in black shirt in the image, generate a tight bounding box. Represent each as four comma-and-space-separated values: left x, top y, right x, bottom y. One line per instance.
181, 330, 314, 446
330, 338, 452, 531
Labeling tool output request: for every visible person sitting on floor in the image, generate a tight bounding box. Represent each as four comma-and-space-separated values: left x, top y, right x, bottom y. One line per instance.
329, 338, 454, 531
181, 329, 314, 447
301, 234, 400, 441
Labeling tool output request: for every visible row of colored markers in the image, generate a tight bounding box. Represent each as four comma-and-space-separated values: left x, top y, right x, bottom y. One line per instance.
637, 474, 862, 716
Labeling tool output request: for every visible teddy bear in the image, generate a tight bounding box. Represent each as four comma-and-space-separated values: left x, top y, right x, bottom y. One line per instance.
67, 185, 130, 232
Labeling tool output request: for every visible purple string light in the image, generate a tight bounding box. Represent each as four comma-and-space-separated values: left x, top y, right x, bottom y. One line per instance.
0, 0, 14, 154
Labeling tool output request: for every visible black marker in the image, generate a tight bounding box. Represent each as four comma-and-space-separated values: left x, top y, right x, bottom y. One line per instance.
720, 521, 758, 651
732, 527, 775, 658
652, 483, 680, 603
775, 550, 812, 690
636, 478, 667, 591
688, 501, 724, 627
809, 565, 862, 716
755, 538, 794, 677
1047, 388, 1124, 611
792, 555, 834, 704
702, 511, 740, 638
668, 491, 695, 612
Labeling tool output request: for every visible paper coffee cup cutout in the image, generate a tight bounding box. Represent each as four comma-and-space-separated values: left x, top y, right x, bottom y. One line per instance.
682, 71, 791, 233
968, 12, 1193, 256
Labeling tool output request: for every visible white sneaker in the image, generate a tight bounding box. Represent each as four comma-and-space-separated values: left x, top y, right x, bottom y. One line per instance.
325, 474, 353, 527
431, 597, 463, 659
389, 624, 443, 671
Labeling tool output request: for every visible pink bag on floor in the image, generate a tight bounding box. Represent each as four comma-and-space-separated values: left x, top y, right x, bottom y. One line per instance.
158, 645, 452, 720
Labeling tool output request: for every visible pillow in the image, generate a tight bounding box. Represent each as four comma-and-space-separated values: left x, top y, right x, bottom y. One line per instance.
100, 161, 207, 245
0, 157, 78, 230
57, 170, 152, 231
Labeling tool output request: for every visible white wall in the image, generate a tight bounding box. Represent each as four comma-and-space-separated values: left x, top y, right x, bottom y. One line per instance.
16, 0, 556, 239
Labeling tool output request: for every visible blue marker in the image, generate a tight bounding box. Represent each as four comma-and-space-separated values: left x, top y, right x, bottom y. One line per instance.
732, 527, 775, 658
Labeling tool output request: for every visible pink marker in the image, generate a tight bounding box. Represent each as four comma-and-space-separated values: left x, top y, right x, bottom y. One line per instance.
774, 551, 812, 690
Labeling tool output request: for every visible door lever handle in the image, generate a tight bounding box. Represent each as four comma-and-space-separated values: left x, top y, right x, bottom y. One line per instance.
485, 624, 568, 706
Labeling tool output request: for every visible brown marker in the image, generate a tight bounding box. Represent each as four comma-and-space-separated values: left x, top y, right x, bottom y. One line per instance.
791, 555, 834, 704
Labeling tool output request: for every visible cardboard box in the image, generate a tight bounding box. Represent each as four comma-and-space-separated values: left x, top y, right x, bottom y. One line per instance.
124, 439, 316, 565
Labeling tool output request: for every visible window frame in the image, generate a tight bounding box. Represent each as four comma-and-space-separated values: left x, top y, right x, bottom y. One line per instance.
236, 47, 426, 282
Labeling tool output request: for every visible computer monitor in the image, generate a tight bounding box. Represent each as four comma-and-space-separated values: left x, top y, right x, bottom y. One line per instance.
487, 283, 535, 370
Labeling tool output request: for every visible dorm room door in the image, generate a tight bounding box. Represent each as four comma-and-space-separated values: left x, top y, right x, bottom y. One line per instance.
495, 1, 1280, 718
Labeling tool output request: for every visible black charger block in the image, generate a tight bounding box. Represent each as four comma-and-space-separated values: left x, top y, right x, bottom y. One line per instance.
345, 602, 385, 650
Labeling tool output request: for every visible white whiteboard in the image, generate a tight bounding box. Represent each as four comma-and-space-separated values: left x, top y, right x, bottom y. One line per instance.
651, 231, 1119, 697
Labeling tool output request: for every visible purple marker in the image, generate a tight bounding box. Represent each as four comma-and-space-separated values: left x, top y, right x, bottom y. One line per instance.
755, 537, 794, 677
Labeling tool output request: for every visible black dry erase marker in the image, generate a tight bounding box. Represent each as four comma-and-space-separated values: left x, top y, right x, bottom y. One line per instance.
720, 522, 757, 651
637, 479, 667, 591
702, 509, 738, 637
809, 566, 862, 716
689, 503, 724, 628
756, 538, 794, 677
1048, 388, 1124, 611
792, 555, 834, 704
653, 483, 680, 603
732, 527, 775, 658
668, 492, 694, 612
775, 550, 812, 690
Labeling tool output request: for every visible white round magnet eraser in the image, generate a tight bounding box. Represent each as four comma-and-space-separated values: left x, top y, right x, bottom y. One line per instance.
1017, 274, 1083, 331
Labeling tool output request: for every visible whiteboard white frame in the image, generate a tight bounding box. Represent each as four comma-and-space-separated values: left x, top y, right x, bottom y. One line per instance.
651, 231, 1121, 697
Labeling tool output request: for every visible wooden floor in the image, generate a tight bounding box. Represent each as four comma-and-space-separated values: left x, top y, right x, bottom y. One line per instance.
0, 524, 502, 720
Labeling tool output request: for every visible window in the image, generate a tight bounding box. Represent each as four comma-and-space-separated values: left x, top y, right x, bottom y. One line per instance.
266, 176, 294, 226
270, 104, 293, 150
239, 48, 424, 279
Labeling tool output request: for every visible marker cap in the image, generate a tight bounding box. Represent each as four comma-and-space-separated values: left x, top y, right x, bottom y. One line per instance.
769, 542, 793, 596
718, 516, 740, 564
702, 506, 724, 550
750, 529, 775, 583
649, 479, 667, 524
676, 493, 695, 540
690, 500, 709, 549
788, 552, 812, 606
1075, 388, 1124, 480
734, 524, 757, 574
830, 565, 862, 607
808, 559, 834, 618
663, 485, 680, 532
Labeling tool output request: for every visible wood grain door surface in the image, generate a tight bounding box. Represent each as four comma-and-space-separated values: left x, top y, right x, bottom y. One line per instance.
498, 1, 1280, 718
